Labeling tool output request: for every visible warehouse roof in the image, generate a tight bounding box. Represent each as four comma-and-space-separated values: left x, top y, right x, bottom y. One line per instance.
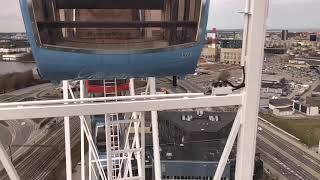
158, 111, 236, 133
158, 139, 236, 162
269, 98, 292, 107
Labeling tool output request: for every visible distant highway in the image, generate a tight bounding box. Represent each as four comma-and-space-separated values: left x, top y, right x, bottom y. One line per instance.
257, 122, 320, 180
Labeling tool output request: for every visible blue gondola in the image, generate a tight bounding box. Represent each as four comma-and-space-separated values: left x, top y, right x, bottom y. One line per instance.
20, 0, 210, 81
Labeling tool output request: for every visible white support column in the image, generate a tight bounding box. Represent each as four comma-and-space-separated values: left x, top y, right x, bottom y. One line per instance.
240, 0, 250, 67
80, 80, 86, 180
149, 77, 162, 180
0, 143, 20, 180
129, 79, 143, 177
213, 109, 241, 180
140, 113, 146, 179
89, 148, 92, 180
235, 0, 268, 180
105, 115, 113, 180
63, 80, 73, 180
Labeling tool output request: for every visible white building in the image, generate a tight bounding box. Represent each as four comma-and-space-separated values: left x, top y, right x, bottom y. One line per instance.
273, 107, 294, 116
269, 98, 292, 110
261, 82, 284, 98
2, 53, 28, 61
0, 47, 31, 54
293, 101, 319, 116
269, 98, 293, 116
220, 48, 242, 65
201, 47, 217, 62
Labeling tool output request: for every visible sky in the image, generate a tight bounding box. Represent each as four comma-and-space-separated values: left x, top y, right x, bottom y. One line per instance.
0, 0, 320, 32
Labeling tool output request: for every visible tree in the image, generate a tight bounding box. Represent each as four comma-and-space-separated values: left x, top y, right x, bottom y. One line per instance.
280, 77, 287, 85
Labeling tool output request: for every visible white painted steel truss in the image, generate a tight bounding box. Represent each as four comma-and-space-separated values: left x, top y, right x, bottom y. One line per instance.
0, 0, 268, 179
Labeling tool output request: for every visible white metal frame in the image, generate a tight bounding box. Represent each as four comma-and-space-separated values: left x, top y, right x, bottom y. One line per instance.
0, 0, 268, 179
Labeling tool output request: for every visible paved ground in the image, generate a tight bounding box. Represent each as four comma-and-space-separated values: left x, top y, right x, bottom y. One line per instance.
0, 124, 12, 150
0, 83, 57, 171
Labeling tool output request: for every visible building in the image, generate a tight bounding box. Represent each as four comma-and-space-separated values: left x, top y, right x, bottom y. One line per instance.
281, 30, 288, 41
220, 48, 242, 65
146, 110, 264, 180
0, 40, 31, 55
0, 47, 31, 54
219, 40, 242, 65
264, 48, 287, 54
220, 40, 242, 49
261, 82, 286, 98
144, 111, 238, 180
201, 47, 217, 62
158, 111, 236, 143
310, 34, 317, 42
2, 53, 30, 61
259, 96, 269, 108
272, 107, 293, 116
157, 140, 235, 180
287, 60, 310, 69
269, 98, 293, 116
269, 98, 292, 110
293, 100, 319, 116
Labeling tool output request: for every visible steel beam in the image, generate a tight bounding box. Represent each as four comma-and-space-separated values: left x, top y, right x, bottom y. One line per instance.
80, 80, 85, 180
213, 109, 241, 180
0, 94, 204, 107
105, 115, 113, 180
129, 78, 143, 178
149, 77, 162, 180
235, 0, 268, 179
0, 143, 20, 180
0, 94, 242, 120
63, 81, 73, 180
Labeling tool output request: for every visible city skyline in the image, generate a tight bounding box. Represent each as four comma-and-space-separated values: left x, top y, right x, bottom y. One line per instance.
0, 0, 320, 32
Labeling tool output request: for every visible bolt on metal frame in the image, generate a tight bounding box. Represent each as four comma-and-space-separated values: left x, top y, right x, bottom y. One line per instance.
0, 0, 268, 179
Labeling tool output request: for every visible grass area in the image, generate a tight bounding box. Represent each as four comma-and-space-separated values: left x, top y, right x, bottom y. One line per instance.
260, 113, 320, 147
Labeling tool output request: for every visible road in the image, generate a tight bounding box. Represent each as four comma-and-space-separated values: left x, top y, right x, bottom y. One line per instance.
0, 118, 80, 180
300, 79, 320, 101
178, 79, 320, 180
0, 83, 58, 170
257, 121, 320, 180
257, 137, 317, 180
0, 84, 55, 148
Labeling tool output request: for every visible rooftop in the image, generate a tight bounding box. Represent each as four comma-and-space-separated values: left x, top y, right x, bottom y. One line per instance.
276, 107, 293, 112
270, 98, 292, 107
158, 139, 236, 162
306, 96, 320, 107
158, 111, 236, 133
261, 82, 284, 89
